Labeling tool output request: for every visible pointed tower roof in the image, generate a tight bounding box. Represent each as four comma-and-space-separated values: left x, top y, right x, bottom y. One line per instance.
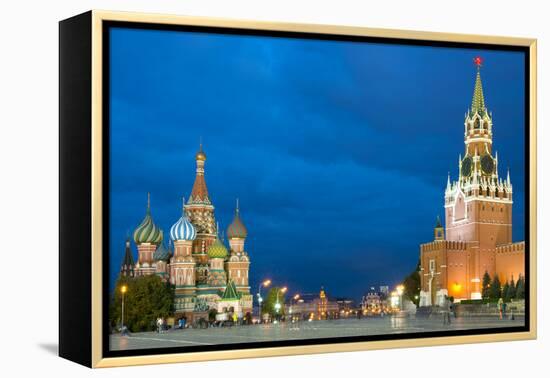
221, 279, 241, 301
470, 56, 487, 116
122, 237, 135, 267
188, 142, 211, 205
153, 240, 171, 262
227, 198, 248, 239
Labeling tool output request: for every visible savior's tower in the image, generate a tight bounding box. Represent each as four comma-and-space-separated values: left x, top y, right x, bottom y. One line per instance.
442, 57, 513, 298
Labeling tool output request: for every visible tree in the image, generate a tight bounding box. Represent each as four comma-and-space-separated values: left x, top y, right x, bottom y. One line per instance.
110, 275, 174, 333
481, 271, 491, 299
262, 287, 287, 319
515, 275, 525, 300
489, 275, 502, 300
508, 277, 517, 299
502, 281, 511, 301
403, 260, 421, 306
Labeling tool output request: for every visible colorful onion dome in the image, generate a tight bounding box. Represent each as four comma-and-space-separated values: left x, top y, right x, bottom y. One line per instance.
207, 238, 228, 259
227, 199, 247, 239
133, 193, 163, 245
153, 241, 171, 262
170, 198, 197, 241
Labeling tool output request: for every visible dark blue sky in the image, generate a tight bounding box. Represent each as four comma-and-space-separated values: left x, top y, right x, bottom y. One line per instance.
109, 27, 525, 300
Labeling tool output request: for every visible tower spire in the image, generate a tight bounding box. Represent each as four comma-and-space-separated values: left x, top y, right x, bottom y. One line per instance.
471, 56, 486, 115
147, 192, 151, 214
189, 141, 211, 205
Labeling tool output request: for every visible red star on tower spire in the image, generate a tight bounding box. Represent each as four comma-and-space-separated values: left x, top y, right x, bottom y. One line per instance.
473, 56, 483, 68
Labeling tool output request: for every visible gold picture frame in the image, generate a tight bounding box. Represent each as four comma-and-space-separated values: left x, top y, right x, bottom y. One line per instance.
59, 10, 537, 368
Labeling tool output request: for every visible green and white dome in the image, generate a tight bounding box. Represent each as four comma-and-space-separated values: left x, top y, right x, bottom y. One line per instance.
133, 193, 163, 245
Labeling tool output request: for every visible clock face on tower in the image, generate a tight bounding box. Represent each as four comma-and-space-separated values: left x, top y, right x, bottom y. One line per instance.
461, 156, 473, 177
480, 154, 495, 175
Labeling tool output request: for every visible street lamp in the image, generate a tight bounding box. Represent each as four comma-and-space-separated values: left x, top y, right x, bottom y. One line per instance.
290, 294, 300, 319
120, 284, 128, 331
274, 287, 287, 321
257, 279, 271, 323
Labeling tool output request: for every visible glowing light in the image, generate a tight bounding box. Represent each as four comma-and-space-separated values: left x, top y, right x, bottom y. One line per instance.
474, 56, 483, 67
120, 285, 127, 294
453, 283, 462, 293
263, 279, 272, 287
396, 285, 404, 296
281, 287, 288, 293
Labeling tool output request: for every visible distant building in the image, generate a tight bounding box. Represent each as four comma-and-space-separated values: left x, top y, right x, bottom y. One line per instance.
335, 298, 355, 312
361, 292, 381, 311
287, 287, 339, 320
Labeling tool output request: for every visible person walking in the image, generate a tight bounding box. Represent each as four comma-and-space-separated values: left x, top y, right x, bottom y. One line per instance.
156, 317, 163, 333
498, 298, 504, 320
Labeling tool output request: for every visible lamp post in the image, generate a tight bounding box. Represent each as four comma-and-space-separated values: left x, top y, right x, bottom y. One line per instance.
120, 284, 128, 331
290, 294, 300, 321
257, 279, 271, 323
275, 287, 287, 322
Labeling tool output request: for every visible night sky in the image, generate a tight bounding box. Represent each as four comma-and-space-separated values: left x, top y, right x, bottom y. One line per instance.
108, 27, 525, 300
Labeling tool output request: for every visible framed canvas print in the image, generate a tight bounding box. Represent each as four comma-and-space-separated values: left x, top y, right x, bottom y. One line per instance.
59, 10, 537, 368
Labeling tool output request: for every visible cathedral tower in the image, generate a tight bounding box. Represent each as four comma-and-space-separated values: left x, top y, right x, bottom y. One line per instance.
170, 198, 197, 314
206, 231, 228, 288
119, 236, 135, 277
226, 199, 251, 293
185, 143, 217, 264
133, 193, 163, 276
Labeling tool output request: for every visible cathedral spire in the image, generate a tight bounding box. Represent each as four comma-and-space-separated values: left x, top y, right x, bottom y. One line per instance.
188, 140, 211, 205
471, 56, 486, 115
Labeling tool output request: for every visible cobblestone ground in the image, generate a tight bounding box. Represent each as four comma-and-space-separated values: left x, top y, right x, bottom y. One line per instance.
110, 315, 524, 351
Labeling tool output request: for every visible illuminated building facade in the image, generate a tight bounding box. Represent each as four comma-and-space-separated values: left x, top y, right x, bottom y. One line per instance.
419, 58, 525, 306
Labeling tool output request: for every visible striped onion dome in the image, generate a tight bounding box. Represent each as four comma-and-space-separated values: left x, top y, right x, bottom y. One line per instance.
170, 198, 197, 241
227, 199, 247, 239
207, 238, 228, 259
133, 193, 163, 245
153, 241, 171, 262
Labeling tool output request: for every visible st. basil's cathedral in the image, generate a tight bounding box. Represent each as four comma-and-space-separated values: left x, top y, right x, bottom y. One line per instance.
119, 145, 253, 321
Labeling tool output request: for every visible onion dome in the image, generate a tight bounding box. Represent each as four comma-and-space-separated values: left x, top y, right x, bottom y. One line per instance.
196, 150, 206, 161
133, 193, 163, 245
170, 198, 197, 241
153, 241, 171, 262
207, 238, 228, 259
196, 139, 207, 161
227, 199, 247, 239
